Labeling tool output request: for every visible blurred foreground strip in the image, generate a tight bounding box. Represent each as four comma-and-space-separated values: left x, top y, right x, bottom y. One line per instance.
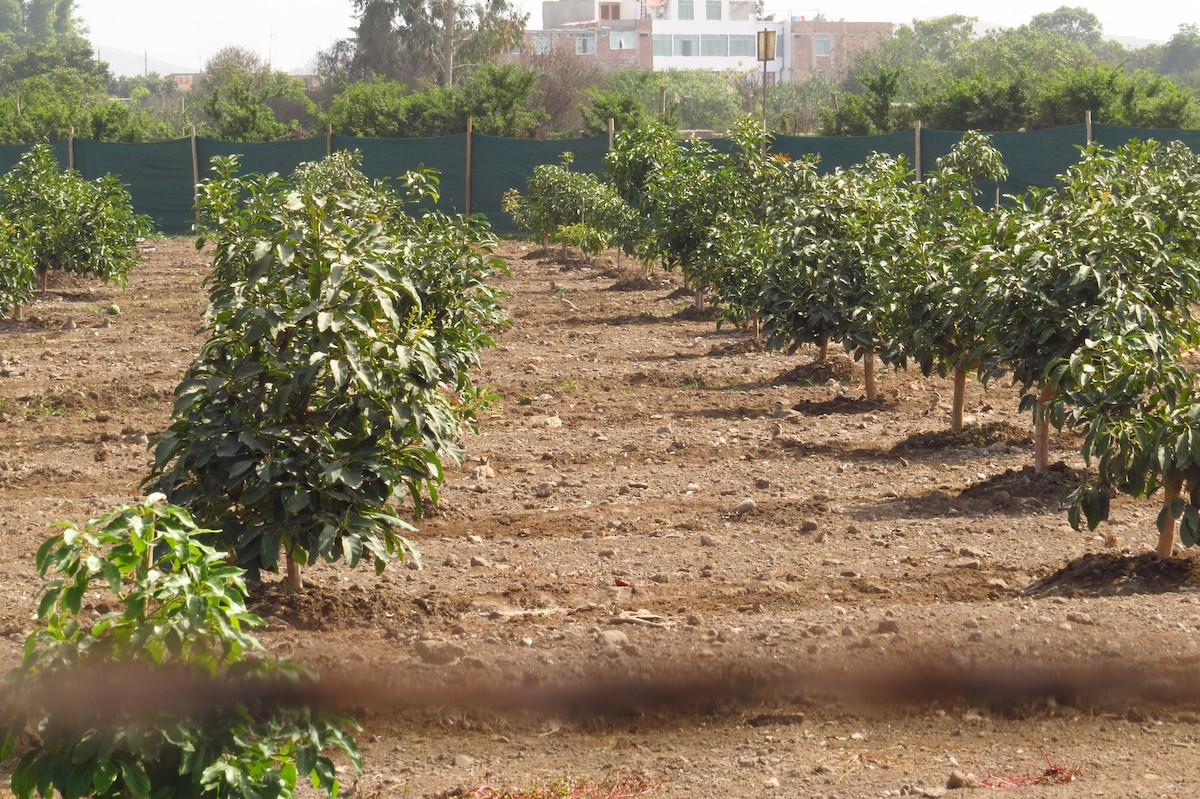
2, 660, 1190, 729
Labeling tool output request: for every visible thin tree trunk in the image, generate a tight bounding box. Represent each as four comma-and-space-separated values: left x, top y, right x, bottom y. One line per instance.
694, 288, 704, 311
1159, 479, 1184, 558
441, 0, 456, 87
39, 268, 48, 294
817, 339, 829, 362
751, 311, 760, 341
285, 554, 303, 592
951, 365, 967, 433
863, 349, 877, 402
1034, 384, 1055, 474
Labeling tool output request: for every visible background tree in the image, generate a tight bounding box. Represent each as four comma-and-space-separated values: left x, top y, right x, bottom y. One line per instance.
200, 46, 316, 141
528, 50, 599, 135
323, 0, 526, 88
579, 87, 648, 136
0, 144, 152, 296
150, 153, 506, 590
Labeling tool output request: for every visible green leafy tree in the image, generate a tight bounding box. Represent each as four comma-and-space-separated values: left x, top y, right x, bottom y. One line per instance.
759, 153, 914, 399
603, 122, 729, 307
766, 74, 836, 134
200, 47, 315, 141
982, 140, 1200, 476
456, 62, 546, 136
892, 131, 1008, 431
502, 151, 632, 260
1, 495, 362, 799
0, 143, 152, 299
1030, 64, 1199, 129
0, 212, 33, 316
579, 87, 648, 137
147, 152, 506, 591
323, 0, 526, 88
1028, 6, 1105, 49
324, 76, 414, 137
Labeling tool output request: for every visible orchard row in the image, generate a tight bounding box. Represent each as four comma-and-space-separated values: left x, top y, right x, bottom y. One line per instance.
506, 118, 1200, 556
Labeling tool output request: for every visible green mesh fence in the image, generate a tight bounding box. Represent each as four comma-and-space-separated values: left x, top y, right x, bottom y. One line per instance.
333, 133, 469, 216
1, 123, 1198, 238
774, 130, 916, 171
196, 137, 329, 183
471, 133, 609, 232
920, 125, 1088, 203
74, 139, 196, 236
0, 143, 33, 174
1092, 123, 1200, 153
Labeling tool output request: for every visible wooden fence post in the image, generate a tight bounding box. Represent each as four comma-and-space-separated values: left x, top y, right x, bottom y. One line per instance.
327, 122, 333, 157
608, 117, 615, 149
1085, 110, 1093, 144
913, 121, 921, 183
465, 117, 473, 216
68, 127, 74, 171
190, 125, 200, 221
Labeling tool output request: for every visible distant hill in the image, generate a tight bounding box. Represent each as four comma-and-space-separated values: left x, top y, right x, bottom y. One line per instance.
98, 46, 197, 77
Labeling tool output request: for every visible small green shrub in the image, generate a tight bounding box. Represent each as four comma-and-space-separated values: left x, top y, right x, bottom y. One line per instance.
0, 144, 153, 306
1, 494, 361, 799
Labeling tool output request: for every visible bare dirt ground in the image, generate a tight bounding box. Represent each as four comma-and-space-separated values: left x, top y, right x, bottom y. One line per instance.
4, 238, 1200, 798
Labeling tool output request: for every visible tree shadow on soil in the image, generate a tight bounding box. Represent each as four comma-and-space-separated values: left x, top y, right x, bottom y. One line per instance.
1023, 552, 1200, 597
891, 421, 1032, 453
774, 354, 859, 386
247, 580, 467, 632
860, 461, 1084, 521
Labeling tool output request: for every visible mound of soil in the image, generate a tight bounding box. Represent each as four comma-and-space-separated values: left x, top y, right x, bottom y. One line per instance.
894, 421, 1033, 453
775, 354, 858, 385
707, 338, 765, 356
1023, 551, 1200, 597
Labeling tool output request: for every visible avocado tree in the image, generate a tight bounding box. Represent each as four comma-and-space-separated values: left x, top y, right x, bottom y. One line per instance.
892, 130, 1009, 431
0, 144, 152, 297
1038, 141, 1200, 555
0, 212, 34, 318
759, 152, 914, 400
690, 117, 821, 335
983, 139, 1200, 474
2, 494, 361, 799
603, 122, 725, 307
501, 151, 633, 262
147, 152, 506, 590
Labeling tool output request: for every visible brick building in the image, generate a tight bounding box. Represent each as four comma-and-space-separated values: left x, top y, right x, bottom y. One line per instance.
510, 1, 893, 84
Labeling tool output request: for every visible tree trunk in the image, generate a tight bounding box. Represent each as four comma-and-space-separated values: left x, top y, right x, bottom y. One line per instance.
39, 268, 48, 294
1033, 384, 1055, 474
863, 349, 877, 402
951, 365, 967, 433
285, 554, 303, 592
441, 0, 455, 87
1159, 479, 1184, 558
751, 311, 760, 341
817, 339, 829, 362
694, 288, 704, 312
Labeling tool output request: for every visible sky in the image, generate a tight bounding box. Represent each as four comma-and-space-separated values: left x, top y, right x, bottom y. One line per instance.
75, 1, 1197, 76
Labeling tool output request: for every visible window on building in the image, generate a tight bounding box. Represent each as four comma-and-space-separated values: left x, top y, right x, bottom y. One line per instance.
706, 0, 721, 20
652, 34, 672, 56
701, 34, 727, 56
600, 2, 621, 20
814, 35, 833, 56
609, 31, 637, 50
576, 34, 596, 54
674, 34, 699, 56
677, 0, 694, 20
729, 34, 755, 56
728, 0, 752, 20
532, 34, 551, 54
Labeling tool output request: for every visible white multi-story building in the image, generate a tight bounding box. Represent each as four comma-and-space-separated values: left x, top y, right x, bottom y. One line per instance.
514, 1, 893, 84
